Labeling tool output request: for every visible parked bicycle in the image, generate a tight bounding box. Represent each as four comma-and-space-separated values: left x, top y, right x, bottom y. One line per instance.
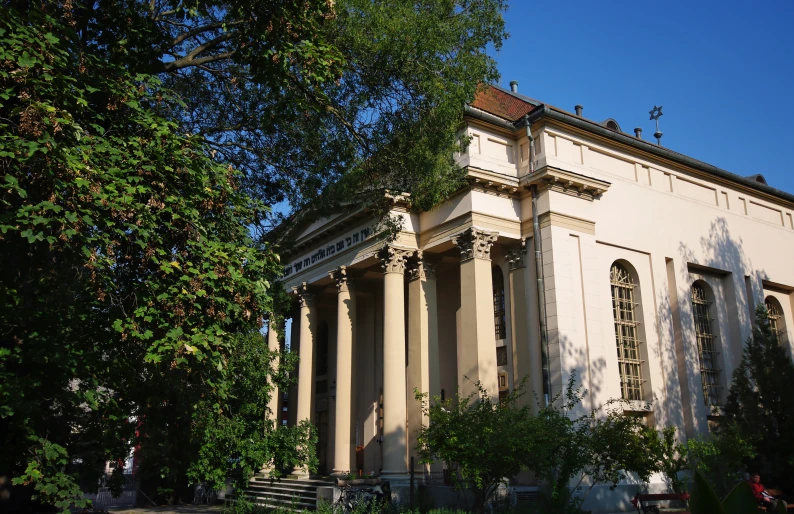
334, 480, 390, 513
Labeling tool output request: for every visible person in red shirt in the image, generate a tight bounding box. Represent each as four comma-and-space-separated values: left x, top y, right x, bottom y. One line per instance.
749, 473, 787, 510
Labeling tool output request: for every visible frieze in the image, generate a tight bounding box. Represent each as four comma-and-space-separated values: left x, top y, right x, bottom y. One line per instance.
282, 225, 374, 278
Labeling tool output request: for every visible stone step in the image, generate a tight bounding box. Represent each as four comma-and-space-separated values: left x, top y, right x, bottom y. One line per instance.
246, 491, 317, 507
246, 487, 316, 501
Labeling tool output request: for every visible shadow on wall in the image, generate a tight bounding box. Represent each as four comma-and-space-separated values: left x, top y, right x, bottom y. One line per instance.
558, 332, 607, 416
666, 217, 768, 437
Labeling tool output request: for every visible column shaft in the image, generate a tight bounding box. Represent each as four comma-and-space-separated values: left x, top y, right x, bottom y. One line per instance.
293, 283, 315, 477
331, 267, 356, 475
506, 244, 534, 408
407, 255, 439, 474
454, 228, 499, 401
267, 319, 281, 426
379, 245, 412, 478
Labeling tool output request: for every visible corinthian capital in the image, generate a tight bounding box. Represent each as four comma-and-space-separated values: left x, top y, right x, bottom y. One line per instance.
505, 240, 527, 270
292, 282, 316, 308
377, 245, 413, 275
452, 228, 498, 262
329, 266, 354, 292
408, 250, 436, 281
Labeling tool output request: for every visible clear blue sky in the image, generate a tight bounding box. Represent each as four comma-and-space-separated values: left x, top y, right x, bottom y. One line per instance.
495, 0, 794, 193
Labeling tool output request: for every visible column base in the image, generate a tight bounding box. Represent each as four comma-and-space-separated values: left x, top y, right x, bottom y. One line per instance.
289, 468, 311, 479
331, 470, 352, 478
379, 471, 410, 484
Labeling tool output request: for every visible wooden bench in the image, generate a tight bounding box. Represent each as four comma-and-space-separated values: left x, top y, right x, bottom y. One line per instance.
757, 488, 794, 511
631, 492, 690, 514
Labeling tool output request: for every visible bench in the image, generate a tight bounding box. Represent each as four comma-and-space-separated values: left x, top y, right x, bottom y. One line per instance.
631, 493, 690, 514
757, 488, 794, 511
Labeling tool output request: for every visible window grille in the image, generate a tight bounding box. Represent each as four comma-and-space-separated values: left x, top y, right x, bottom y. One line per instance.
766, 298, 783, 344
610, 264, 644, 401
493, 267, 506, 340
691, 284, 721, 407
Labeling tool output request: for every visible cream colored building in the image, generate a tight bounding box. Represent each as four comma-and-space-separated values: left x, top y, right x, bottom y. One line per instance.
271, 85, 794, 512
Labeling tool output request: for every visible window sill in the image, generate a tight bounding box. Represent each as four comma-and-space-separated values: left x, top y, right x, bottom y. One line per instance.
621, 400, 653, 413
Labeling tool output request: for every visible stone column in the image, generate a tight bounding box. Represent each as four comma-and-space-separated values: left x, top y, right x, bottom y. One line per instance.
292, 282, 316, 477
378, 245, 413, 479
506, 242, 538, 409
453, 228, 499, 401
261, 316, 282, 474
267, 317, 282, 427
330, 266, 356, 476
407, 252, 440, 476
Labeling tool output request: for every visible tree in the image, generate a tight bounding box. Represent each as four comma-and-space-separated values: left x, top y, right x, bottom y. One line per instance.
0, 6, 292, 509
416, 377, 662, 514
526, 377, 660, 513
685, 423, 756, 499
415, 382, 534, 513
1, 0, 509, 508
56, 0, 508, 225
725, 305, 794, 492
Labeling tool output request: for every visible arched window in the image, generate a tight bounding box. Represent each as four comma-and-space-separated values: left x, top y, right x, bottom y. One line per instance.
691, 283, 721, 406
492, 266, 506, 340
765, 296, 786, 345
610, 263, 644, 401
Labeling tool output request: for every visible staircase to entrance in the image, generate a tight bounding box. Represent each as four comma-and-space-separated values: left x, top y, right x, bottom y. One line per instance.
243, 475, 332, 511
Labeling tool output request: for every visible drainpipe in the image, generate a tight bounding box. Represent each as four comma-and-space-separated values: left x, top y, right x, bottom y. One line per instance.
524, 115, 552, 406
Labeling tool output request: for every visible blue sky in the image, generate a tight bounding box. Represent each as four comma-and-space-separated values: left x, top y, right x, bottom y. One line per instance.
495, 0, 794, 193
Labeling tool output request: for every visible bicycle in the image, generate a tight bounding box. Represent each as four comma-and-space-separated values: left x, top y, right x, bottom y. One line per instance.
334, 482, 389, 513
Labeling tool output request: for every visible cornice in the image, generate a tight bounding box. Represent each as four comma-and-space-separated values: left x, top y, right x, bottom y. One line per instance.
519, 166, 611, 201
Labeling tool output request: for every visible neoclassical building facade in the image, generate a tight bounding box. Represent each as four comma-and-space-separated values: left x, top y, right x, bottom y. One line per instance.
270, 85, 794, 511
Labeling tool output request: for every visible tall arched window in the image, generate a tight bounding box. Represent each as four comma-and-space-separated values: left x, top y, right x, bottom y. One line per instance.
610, 263, 644, 401
691, 283, 721, 406
765, 296, 786, 345
492, 266, 506, 340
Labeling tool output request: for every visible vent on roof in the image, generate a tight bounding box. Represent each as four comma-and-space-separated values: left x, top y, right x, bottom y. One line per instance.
575, 105, 583, 117
600, 118, 622, 132
746, 174, 768, 185
509, 80, 519, 93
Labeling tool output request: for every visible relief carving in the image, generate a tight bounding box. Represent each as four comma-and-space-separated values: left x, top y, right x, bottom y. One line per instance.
329, 266, 354, 292
452, 228, 498, 262
408, 250, 436, 281
292, 281, 316, 308
505, 240, 527, 270
377, 245, 414, 274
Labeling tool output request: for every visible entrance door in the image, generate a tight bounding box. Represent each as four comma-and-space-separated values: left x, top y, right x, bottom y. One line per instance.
315, 402, 328, 474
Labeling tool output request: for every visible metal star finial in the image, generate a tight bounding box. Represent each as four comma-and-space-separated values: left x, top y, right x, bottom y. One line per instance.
649, 105, 664, 121
649, 105, 664, 146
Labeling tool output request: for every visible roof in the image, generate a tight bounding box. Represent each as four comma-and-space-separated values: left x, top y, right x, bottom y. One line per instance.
467, 85, 794, 206
470, 85, 538, 122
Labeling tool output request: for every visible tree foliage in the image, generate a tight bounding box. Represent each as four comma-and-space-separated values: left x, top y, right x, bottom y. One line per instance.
1, 0, 508, 508
416, 376, 662, 514
0, 4, 291, 508
56, 0, 508, 227
725, 305, 794, 492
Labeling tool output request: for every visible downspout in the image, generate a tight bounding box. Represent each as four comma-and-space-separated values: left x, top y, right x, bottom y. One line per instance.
524, 114, 552, 406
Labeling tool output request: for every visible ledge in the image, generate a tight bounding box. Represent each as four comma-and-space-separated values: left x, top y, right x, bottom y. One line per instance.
519, 166, 611, 201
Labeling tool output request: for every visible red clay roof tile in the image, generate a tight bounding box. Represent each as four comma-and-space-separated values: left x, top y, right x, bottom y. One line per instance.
470, 86, 536, 122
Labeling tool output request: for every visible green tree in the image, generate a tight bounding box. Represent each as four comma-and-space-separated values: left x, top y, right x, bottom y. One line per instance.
53, 0, 508, 224
725, 305, 794, 492
0, 6, 291, 509
415, 382, 534, 513
1, 0, 509, 508
416, 377, 662, 514
685, 423, 756, 499
526, 378, 660, 513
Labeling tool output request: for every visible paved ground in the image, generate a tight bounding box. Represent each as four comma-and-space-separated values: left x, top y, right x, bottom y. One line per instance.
111, 505, 223, 513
